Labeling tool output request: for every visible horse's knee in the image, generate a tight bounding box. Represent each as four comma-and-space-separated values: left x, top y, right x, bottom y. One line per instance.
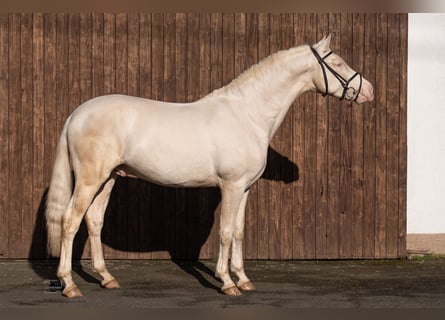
220, 228, 233, 245
233, 228, 244, 241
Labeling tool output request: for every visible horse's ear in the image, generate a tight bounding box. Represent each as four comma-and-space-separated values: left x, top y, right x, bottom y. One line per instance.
313, 34, 332, 53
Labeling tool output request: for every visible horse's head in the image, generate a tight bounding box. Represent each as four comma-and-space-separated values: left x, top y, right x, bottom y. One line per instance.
310, 34, 374, 104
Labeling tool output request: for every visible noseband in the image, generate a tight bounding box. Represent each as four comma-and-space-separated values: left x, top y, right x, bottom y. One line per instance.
310, 47, 362, 101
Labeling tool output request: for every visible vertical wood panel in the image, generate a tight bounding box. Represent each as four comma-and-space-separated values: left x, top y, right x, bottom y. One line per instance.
351, 13, 365, 258
280, 13, 294, 260
20, 13, 33, 258
174, 12, 188, 258
0, 13, 407, 260
31, 13, 45, 259
186, 13, 201, 259
292, 13, 305, 259
375, 13, 388, 258
138, 13, 152, 259
269, 13, 281, 260
386, 14, 400, 258
208, 13, 223, 259
303, 13, 317, 259
338, 13, 353, 258
256, 13, 270, 259
151, 13, 166, 260
363, 13, 377, 258
198, 13, 212, 259
0, 15, 9, 258
102, 13, 116, 259
315, 13, 329, 259
92, 13, 104, 98
398, 13, 408, 258
127, 13, 140, 260
244, 13, 259, 260
326, 13, 341, 259
8, 14, 22, 258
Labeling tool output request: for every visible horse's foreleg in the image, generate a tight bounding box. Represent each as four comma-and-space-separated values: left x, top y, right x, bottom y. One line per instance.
215, 184, 245, 296
230, 190, 256, 291
57, 182, 103, 298
84, 175, 119, 289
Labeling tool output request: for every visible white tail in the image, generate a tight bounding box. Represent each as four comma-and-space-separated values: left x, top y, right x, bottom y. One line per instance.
45, 119, 73, 257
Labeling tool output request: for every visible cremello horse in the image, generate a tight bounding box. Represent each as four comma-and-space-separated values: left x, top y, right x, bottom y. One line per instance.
46, 35, 374, 298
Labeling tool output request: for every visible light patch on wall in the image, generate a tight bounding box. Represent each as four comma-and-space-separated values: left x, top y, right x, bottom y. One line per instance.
408, 13, 445, 233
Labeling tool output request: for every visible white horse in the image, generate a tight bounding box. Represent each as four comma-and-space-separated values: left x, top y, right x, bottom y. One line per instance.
45, 35, 374, 298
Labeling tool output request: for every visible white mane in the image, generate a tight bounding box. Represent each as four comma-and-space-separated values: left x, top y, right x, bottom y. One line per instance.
204, 45, 309, 100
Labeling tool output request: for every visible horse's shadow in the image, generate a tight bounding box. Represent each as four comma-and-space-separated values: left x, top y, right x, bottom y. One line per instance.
28, 147, 299, 292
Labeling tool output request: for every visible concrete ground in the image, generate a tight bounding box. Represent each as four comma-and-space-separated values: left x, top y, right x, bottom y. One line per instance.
1, 258, 445, 308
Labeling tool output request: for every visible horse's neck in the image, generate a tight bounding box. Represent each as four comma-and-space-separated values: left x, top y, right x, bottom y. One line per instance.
209, 46, 314, 142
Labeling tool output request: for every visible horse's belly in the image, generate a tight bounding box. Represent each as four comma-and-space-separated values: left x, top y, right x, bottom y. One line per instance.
124, 155, 218, 188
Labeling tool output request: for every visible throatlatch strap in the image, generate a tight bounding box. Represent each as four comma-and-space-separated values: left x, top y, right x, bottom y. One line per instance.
310, 47, 331, 97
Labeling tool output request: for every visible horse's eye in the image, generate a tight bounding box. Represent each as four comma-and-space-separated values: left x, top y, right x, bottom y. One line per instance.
335, 62, 343, 67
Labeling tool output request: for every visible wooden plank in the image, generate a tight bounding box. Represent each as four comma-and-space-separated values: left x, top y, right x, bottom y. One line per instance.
31, 13, 46, 259
138, 13, 152, 259
386, 14, 400, 258
256, 13, 270, 259
127, 13, 140, 260
151, 13, 166, 259
114, 13, 129, 260
222, 13, 234, 87
326, 13, 341, 259
198, 13, 212, 259
208, 13, 223, 259
163, 12, 176, 259
186, 13, 201, 259
374, 13, 388, 258
8, 13, 22, 258
43, 15, 58, 236
0, 14, 9, 259
315, 13, 329, 259
54, 13, 72, 257
292, 13, 305, 259
68, 14, 80, 112
278, 13, 294, 260
92, 13, 104, 98
244, 13, 259, 260
268, 13, 281, 260
80, 13, 93, 101
398, 13, 408, 258
338, 13, 353, 258
102, 13, 116, 259
56, 13, 69, 149
351, 13, 365, 258
20, 13, 34, 258
362, 13, 377, 259
68, 14, 84, 258
172, 12, 187, 259
303, 13, 317, 259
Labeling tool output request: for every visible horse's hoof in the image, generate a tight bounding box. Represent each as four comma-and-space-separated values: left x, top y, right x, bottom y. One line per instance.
62, 285, 83, 298
222, 285, 242, 296
101, 278, 120, 289
238, 281, 256, 291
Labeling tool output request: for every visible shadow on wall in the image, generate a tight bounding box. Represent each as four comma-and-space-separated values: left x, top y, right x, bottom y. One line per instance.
28, 147, 299, 290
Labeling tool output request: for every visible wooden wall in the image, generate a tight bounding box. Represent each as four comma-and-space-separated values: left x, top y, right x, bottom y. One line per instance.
0, 13, 407, 260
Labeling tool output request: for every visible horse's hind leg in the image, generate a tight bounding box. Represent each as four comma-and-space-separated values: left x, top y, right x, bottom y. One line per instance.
230, 190, 256, 291
84, 173, 119, 289
57, 178, 106, 298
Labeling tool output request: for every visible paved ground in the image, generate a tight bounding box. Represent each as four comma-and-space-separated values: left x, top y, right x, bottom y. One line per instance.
1, 258, 445, 308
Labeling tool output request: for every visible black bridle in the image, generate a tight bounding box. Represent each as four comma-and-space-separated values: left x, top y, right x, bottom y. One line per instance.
310, 47, 362, 101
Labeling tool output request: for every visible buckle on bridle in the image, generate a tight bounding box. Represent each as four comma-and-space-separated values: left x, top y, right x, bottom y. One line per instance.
310, 46, 362, 102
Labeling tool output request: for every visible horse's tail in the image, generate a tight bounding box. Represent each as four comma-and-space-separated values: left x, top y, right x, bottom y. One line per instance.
45, 118, 73, 257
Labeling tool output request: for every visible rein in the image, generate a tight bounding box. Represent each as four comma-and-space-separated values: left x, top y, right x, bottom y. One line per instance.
310, 47, 362, 101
